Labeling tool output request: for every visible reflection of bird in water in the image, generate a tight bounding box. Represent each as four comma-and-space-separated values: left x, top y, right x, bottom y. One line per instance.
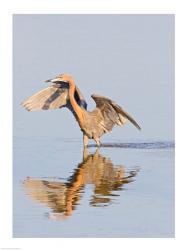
21, 74, 141, 147
23, 149, 139, 219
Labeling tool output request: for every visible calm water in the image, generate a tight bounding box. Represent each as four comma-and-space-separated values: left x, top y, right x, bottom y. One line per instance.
13, 137, 174, 237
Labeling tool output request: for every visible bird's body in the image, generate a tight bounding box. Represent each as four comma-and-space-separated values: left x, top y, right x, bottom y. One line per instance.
21, 74, 141, 147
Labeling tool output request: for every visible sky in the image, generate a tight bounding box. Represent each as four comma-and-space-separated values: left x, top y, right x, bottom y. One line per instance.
13, 14, 174, 141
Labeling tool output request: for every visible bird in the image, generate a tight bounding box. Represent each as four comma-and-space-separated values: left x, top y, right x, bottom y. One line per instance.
21, 73, 141, 147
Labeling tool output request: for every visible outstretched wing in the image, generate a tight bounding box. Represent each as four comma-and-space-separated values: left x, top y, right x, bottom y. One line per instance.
91, 94, 141, 131
21, 82, 87, 112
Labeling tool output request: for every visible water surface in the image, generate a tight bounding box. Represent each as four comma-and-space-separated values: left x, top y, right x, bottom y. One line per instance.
13, 137, 174, 237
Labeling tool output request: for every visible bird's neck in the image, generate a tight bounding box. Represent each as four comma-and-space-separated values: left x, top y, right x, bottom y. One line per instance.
68, 79, 85, 127
65, 167, 85, 217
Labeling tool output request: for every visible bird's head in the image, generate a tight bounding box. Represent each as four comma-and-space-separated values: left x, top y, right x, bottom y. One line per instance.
45, 73, 74, 84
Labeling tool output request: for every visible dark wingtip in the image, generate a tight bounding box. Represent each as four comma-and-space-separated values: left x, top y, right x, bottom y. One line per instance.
133, 121, 141, 131
123, 111, 141, 131
137, 125, 141, 131
127, 116, 141, 131
135, 123, 141, 131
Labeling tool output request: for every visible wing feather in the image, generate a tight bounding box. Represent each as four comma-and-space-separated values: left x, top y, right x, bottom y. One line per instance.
21, 86, 68, 111
21, 83, 87, 115
91, 94, 141, 131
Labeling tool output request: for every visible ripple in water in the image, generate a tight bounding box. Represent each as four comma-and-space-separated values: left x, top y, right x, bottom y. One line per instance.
89, 141, 175, 149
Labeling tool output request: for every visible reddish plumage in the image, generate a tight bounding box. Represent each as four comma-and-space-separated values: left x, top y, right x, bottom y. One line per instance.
21, 74, 141, 147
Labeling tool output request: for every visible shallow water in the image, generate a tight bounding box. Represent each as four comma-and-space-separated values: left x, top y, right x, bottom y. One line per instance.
13, 137, 174, 237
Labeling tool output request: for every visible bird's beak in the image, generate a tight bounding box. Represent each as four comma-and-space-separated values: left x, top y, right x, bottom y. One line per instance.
45, 78, 60, 83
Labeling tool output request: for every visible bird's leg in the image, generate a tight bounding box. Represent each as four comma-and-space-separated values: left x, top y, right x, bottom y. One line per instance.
94, 138, 101, 147
83, 134, 89, 148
